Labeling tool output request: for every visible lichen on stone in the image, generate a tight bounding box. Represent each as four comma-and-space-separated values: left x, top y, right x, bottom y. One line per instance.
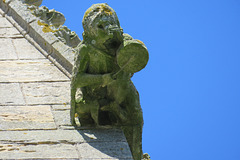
22, 1, 81, 48
71, 3, 149, 160
53, 26, 81, 48
21, 0, 43, 7
33, 6, 66, 28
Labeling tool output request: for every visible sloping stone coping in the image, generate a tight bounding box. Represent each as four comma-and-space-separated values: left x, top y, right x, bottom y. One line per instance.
0, 0, 74, 78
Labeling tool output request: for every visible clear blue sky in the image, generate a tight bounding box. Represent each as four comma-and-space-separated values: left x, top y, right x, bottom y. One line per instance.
41, 1, 240, 159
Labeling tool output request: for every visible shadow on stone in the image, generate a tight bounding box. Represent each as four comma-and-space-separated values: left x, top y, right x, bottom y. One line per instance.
76, 128, 133, 159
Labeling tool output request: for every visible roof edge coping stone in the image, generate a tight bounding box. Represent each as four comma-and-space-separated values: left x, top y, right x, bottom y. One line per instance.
0, 0, 76, 78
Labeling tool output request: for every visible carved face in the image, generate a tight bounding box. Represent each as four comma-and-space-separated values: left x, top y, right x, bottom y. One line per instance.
93, 15, 123, 49
82, 4, 123, 51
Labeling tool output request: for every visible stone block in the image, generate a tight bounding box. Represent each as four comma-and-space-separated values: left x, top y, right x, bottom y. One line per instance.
0, 38, 18, 60
77, 142, 133, 159
0, 0, 9, 14
62, 47, 75, 65
0, 60, 69, 82
0, 27, 22, 38
51, 104, 71, 110
52, 37, 69, 53
49, 41, 74, 74
0, 17, 13, 28
52, 41, 75, 63
0, 130, 84, 144
0, 8, 3, 16
4, 129, 126, 142
0, 83, 25, 105
9, 1, 36, 24
28, 21, 59, 49
12, 38, 45, 59
78, 129, 128, 143
48, 53, 73, 75
0, 105, 56, 131
0, 129, 131, 158
21, 82, 70, 105
0, 129, 128, 146
0, 144, 79, 159
2, 0, 12, 5
52, 110, 71, 127
4, 13, 28, 36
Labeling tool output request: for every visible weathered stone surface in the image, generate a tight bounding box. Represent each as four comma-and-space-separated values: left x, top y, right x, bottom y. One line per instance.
52, 110, 70, 127
0, 130, 83, 143
0, 8, 3, 17
0, 128, 130, 159
52, 110, 71, 127
0, 27, 23, 38
0, 129, 125, 143
0, 83, 25, 105
0, 2, 134, 159
12, 38, 45, 59
30, 5, 80, 47
0, 60, 69, 82
0, 39, 18, 60
21, 0, 43, 7
21, 82, 70, 105
79, 129, 128, 143
77, 142, 133, 159
9, 0, 37, 24
52, 40, 74, 62
0, 17, 13, 28
51, 104, 70, 110
29, 20, 59, 45
0, 144, 79, 159
0, 105, 56, 130
51, 105, 74, 129
53, 26, 81, 48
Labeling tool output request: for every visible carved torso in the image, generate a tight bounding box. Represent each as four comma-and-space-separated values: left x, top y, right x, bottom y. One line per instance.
86, 45, 119, 74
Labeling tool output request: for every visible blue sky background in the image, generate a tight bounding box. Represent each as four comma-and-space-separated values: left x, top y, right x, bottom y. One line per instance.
41, 1, 240, 159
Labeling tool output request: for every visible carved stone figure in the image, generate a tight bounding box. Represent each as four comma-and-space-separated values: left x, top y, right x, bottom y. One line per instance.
21, 0, 43, 7
29, 5, 81, 48
70, 3, 148, 160
33, 6, 66, 28
53, 26, 80, 48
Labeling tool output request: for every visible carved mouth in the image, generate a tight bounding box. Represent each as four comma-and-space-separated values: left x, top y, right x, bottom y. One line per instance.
104, 37, 122, 51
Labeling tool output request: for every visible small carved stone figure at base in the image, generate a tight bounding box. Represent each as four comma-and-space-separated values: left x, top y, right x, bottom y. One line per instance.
70, 3, 149, 160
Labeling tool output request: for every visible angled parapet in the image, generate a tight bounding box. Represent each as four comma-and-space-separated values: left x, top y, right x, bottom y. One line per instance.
0, 0, 81, 77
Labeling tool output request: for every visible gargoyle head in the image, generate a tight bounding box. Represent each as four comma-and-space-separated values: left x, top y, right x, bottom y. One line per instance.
82, 3, 123, 52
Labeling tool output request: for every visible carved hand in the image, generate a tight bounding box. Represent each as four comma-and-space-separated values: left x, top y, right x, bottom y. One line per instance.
102, 73, 114, 87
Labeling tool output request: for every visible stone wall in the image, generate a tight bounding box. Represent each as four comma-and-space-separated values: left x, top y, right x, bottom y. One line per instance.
0, 0, 78, 77
0, 0, 134, 159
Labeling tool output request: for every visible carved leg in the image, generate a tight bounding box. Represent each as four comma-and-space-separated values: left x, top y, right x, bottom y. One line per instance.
122, 125, 143, 160
90, 100, 100, 126
100, 101, 127, 123
75, 100, 100, 126
70, 88, 76, 125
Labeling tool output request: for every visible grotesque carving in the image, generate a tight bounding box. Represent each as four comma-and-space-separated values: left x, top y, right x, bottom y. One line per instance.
21, 0, 43, 7
53, 26, 80, 48
33, 6, 66, 28
70, 3, 148, 160
29, 5, 81, 48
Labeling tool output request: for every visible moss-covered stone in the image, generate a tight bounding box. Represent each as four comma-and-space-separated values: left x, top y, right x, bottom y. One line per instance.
70, 3, 149, 160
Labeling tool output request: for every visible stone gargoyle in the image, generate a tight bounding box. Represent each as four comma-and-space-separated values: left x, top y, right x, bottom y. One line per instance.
70, 3, 149, 160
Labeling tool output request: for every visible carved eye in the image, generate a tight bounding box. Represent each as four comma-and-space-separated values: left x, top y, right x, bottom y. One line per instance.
98, 24, 104, 29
